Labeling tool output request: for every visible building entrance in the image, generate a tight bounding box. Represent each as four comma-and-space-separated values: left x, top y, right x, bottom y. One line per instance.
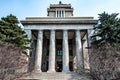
56, 61, 62, 72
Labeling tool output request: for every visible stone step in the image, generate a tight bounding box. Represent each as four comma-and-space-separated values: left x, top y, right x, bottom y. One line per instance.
20, 72, 90, 80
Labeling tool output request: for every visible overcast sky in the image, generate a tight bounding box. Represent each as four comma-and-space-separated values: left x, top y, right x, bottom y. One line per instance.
0, 0, 120, 20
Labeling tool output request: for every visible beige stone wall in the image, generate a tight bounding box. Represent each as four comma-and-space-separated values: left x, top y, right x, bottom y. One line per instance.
65, 12, 72, 17
48, 12, 55, 17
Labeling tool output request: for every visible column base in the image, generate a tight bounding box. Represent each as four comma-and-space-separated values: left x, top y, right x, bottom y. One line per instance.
33, 69, 42, 73
62, 66, 70, 72
62, 70, 70, 72
47, 70, 56, 73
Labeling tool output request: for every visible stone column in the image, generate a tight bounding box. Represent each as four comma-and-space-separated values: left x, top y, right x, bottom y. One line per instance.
24, 29, 32, 72
24, 29, 32, 57
61, 10, 62, 17
75, 30, 83, 73
58, 10, 60, 18
56, 10, 57, 17
64, 10, 65, 17
47, 30, 56, 72
87, 29, 94, 47
34, 30, 43, 72
82, 29, 94, 72
83, 37, 90, 71
62, 30, 70, 72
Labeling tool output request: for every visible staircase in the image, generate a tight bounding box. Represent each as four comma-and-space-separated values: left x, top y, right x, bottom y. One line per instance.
20, 72, 90, 80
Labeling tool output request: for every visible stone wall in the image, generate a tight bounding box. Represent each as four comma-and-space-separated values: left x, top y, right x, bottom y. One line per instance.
89, 44, 120, 80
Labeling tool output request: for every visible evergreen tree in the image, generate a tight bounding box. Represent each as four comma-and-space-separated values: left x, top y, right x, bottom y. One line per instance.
92, 12, 120, 47
0, 14, 31, 51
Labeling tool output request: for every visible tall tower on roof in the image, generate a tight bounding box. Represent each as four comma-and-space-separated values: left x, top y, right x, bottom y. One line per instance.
47, 1, 73, 18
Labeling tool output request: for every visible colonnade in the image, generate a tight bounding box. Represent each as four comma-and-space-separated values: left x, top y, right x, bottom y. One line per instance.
56, 10, 65, 17
25, 29, 91, 73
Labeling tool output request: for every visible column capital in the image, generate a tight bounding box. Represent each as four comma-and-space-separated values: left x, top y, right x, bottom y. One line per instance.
63, 29, 68, 31
75, 29, 81, 31
51, 29, 55, 30
50, 29, 55, 32
50, 29, 56, 31
38, 30, 43, 32
38, 30, 43, 35
38, 29, 43, 30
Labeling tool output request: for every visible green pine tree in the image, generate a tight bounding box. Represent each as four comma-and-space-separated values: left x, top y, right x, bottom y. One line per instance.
0, 14, 31, 51
92, 12, 120, 47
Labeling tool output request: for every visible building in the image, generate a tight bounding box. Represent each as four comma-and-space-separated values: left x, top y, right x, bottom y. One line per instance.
21, 2, 97, 73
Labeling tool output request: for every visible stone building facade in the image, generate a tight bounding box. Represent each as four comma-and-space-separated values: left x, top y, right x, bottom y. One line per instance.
21, 2, 97, 73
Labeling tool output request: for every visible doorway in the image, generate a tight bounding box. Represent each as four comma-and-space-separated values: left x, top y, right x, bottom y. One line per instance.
56, 61, 62, 72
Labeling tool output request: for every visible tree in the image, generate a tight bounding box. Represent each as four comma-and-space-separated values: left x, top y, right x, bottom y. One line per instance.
92, 12, 120, 47
89, 12, 120, 80
0, 14, 31, 52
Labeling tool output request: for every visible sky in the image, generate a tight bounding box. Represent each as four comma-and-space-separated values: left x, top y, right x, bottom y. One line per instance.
0, 0, 120, 20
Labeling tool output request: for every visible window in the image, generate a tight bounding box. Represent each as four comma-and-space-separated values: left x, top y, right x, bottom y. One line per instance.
57, 50, 62, 56
56, 50, 73, 56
